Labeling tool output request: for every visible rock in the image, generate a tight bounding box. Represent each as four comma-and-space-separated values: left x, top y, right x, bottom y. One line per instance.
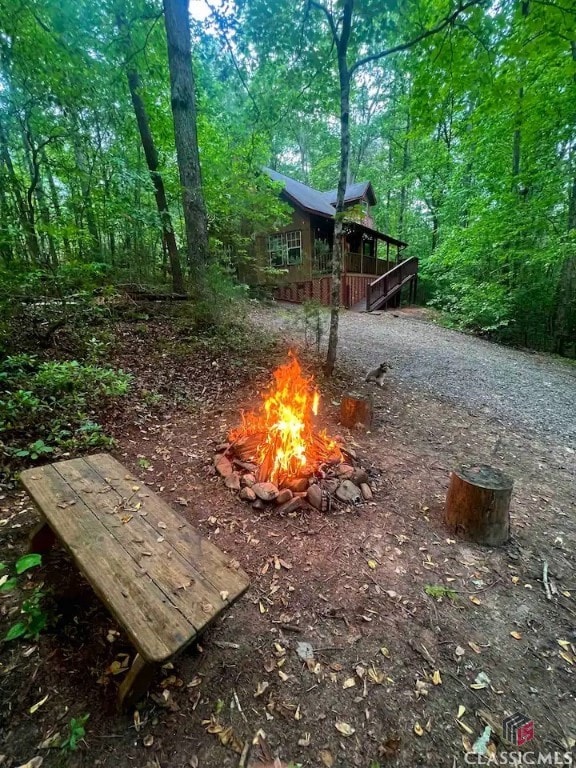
307, 484, 324, 511
295, 641, 314, 661
224, 472, 241, 491
336, 463, 355, 479
360, 482, 373, 500
252, 499, 266, 510
276, 497, 304, 514
239, 486, 256, 502
322, 478, 340, 495
242, 473, 256, 488
233, 459, 258, 473
215, 454, 233, 478
252, 482, 279, 502
275, 489, 293, 505
283, 476, 309, 493
351, 468, 369, 486
335, 480, 362, 504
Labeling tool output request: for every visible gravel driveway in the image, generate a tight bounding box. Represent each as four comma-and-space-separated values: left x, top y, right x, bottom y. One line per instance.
263, 304, 576, 446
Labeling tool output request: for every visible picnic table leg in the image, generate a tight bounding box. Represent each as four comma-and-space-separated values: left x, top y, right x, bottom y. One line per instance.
117, 653, 157, 711
28, 519, 56, 554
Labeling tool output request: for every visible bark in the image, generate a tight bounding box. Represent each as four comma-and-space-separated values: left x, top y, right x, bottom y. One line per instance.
398, 106, 410, 243
126, 68, 185, 293
0, 121, 41, 263
67, 112, 101, 259
553, 40, 576, 355
21, 125, 58, 268
324, 0, 353, 377
445, 465, 513, 546
43, 151, 73, 262
162, 0, 209, 285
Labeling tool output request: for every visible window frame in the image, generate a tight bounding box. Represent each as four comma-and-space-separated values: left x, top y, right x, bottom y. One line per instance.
267, 230, 303, 267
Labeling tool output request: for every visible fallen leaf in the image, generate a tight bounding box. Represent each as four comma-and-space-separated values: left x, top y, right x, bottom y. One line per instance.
510, 631, 522, 640
278, 670, 289, 682
469, 596, 482, 605
380, 646, 390, 658
432, 670, 442, 685
143, 735, 154, 747
29, 694, 49, 714
414, 722, 424, 736
16, 758, 43, 768
457, 720, 474, 735
134, 711, 141, 732
468, 641, 482, 654
254, 681, 270, 697
298, 733, 311, 747
559, 650, 574, 665
367, 560, 377, 569
455, 645, 465, 657
368, 665, 385, 684
335, 721, 355, 737
38, 732, 61, 749
343, 677, 356, 689
319, 749, 334, 767
457, 705, 466, 719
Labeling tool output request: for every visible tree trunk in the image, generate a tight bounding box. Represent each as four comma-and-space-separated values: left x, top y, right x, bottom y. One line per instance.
126, 68, 185, 294
445, 465, 513, 546
340, 394, 373, 429
21, 125, 58, 268
0, 120, 40, 263
68, 113, 101, 259
325, 0, 353, 377
162, 0, 209, 286
43, 150, 73, 263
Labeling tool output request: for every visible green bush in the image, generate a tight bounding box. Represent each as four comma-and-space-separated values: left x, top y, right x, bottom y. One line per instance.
0, 355, 131, 467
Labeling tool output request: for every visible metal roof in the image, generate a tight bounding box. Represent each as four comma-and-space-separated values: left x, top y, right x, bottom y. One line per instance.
263, 167, 406, 247
264, 168, 335, 217
324, 181, 377, 207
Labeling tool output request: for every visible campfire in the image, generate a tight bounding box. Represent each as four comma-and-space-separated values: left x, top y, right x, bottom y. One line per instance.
215, 355, 375, 512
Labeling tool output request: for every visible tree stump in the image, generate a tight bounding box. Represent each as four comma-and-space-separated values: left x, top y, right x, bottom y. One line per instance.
445, 464, 513, 546
340, 394, 373, 429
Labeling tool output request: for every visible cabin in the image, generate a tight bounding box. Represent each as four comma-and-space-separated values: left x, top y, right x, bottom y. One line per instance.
247, 168, 418, 312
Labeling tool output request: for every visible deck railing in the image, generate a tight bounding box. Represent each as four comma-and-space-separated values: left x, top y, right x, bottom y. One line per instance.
345, 252, 393, 276
313, 251, 394, 277
366, 257, 418, 311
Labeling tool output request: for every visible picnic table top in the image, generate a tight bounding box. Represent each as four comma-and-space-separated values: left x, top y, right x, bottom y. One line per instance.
20, 453, 250, 662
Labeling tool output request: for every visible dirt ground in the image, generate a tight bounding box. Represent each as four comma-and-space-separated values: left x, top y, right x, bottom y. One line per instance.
1, 302, 575, 768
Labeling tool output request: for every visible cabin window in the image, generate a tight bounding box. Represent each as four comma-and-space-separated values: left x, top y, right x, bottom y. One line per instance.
267, 231, 302, 266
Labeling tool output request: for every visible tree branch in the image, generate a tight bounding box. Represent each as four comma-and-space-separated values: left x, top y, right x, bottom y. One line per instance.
349, 0, 486, 75
309, 0, 339, 42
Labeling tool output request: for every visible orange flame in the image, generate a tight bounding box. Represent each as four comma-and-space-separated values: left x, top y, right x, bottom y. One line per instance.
229, 355, 342, 486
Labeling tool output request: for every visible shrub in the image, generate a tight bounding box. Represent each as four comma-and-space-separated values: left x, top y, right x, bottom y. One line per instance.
0, 355, 131, 468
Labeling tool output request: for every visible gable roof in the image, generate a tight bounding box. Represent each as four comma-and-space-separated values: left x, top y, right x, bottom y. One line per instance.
324, 181, 377, 207
264, 168, 335, 217
264, 168, 376, 217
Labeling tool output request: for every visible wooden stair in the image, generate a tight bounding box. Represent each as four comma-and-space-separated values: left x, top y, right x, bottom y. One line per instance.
365, 257, 418, 312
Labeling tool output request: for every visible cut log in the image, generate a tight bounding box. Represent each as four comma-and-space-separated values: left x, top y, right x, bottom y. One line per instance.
340, 394, 373, 429
445, 464, 513, 546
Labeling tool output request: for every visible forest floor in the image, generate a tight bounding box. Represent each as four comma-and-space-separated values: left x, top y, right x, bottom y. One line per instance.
1, 300, 575, 768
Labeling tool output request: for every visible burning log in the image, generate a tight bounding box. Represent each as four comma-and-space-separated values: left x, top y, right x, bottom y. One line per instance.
445, 465, 513, 546
228, 355, 342, 487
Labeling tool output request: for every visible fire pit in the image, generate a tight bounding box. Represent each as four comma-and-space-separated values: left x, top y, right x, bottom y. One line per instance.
214, 355, 375, 512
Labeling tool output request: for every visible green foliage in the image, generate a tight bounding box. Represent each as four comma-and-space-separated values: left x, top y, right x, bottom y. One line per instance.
301, 300, 328, 356
61, 713, 90, 752
0, 355, 130, 464
425, 584, 458, 601
1, 554, 46, 642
